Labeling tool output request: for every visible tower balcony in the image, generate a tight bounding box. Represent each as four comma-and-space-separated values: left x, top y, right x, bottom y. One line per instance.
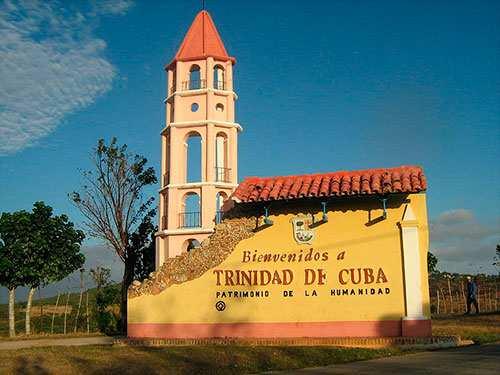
213, 80, 226, 90
182, 79, 206, 91
168, 80, 228, 95
179, 211, 201, 228
215, 167, 231, 183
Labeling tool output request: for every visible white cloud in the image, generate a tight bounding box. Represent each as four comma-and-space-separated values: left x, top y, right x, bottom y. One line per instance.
436, 209, 473, 224
430, 209, 500, 274
0, 0, 132, 155
91, 0, 134, 16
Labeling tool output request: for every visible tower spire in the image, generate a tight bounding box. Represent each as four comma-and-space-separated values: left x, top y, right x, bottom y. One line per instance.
168, 10, 235, 67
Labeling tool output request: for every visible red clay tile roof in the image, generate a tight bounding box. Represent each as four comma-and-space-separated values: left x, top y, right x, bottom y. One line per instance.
231, 166, 426, 203
169, 10, 235, 67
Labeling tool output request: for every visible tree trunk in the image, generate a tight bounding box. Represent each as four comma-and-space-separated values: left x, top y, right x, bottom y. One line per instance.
8, 287, 16, 338
25, 287, 36, 335
120, 258, 135, 334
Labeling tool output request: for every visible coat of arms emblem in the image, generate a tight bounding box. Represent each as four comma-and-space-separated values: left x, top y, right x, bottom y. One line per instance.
291, 216, 315, 244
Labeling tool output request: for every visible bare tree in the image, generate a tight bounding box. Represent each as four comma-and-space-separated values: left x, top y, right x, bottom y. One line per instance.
70, 138, 157, 332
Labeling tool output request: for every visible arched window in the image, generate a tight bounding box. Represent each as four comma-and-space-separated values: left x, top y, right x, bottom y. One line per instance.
189, 65, 201, 90
186, 132, 202, 183
215, 191, 227, 223
215, 132, 228, 182
180, 192, 201, 228
213, 65, 225, 90
183, 238, 201, 252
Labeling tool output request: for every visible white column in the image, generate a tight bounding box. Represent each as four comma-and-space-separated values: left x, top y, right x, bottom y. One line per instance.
155, 236, 163, 270
399, 204, 425, 319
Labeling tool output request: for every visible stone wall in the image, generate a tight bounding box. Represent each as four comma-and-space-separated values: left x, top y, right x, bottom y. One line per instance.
128, 216, 255, 298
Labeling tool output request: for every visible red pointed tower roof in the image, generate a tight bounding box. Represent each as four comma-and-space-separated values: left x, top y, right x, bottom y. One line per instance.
169, 10, 235, 67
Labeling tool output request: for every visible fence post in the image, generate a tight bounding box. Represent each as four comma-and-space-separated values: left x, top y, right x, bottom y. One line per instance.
63, 291, 70, 335
436, 289, 440, 315
86, 290, 90, 334
38, 288, 43, 334
74, 269, 84, 333
446, 277, 453, 314
496, 283, 498, 312
51, 292, 60, 334
460, 281, 466, 314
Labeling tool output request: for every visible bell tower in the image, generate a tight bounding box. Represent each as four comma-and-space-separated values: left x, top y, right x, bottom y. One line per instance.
156, 10, 241, 267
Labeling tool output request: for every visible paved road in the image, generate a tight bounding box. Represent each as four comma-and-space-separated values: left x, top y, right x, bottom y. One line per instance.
0, 336, 114, 350
268, 343, 500, 375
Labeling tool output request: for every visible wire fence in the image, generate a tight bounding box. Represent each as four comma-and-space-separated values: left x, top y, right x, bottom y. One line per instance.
429, 274, 499, 316
0, 271, 121, 337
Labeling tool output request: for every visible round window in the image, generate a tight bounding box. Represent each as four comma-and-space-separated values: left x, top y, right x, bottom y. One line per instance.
191, 103, 199, 112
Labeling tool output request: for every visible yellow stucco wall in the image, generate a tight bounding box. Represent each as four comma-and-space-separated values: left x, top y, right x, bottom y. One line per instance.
129, 193, 430, 324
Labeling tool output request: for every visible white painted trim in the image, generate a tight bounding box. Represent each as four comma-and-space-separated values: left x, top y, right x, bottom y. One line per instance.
159, 182, 238, 192
399, 203, 425, 319
402, 204, 417, 221
166, 120, 243, 132
165, 88, 238, 102
155, 228, 214, 236
402, 316, 427, 320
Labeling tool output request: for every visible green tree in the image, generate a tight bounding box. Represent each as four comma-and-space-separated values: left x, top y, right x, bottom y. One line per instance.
0, 210, 32, 337
428, 251, 439, 276
23, 202, 85, 335
90, 266, 120, 334
0, 202, 85, 336
129, 211, 156, 281
71, 138, 157, 332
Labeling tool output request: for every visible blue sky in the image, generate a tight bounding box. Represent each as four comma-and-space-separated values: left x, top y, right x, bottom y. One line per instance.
0, 0, 499, 301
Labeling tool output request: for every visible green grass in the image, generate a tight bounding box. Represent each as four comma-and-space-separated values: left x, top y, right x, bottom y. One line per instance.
432, 312, 500, 344
0, 345, 407, 374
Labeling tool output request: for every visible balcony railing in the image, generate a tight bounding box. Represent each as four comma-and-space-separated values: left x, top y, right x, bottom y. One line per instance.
213, 80, 226, 90
215, 167, 231, 183
170, 79, 226, 94
179, 211, 201, 228
181, 79, 207, 91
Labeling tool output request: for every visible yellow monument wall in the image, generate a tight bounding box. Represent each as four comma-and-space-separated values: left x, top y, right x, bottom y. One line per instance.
128, 193, 431, 338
